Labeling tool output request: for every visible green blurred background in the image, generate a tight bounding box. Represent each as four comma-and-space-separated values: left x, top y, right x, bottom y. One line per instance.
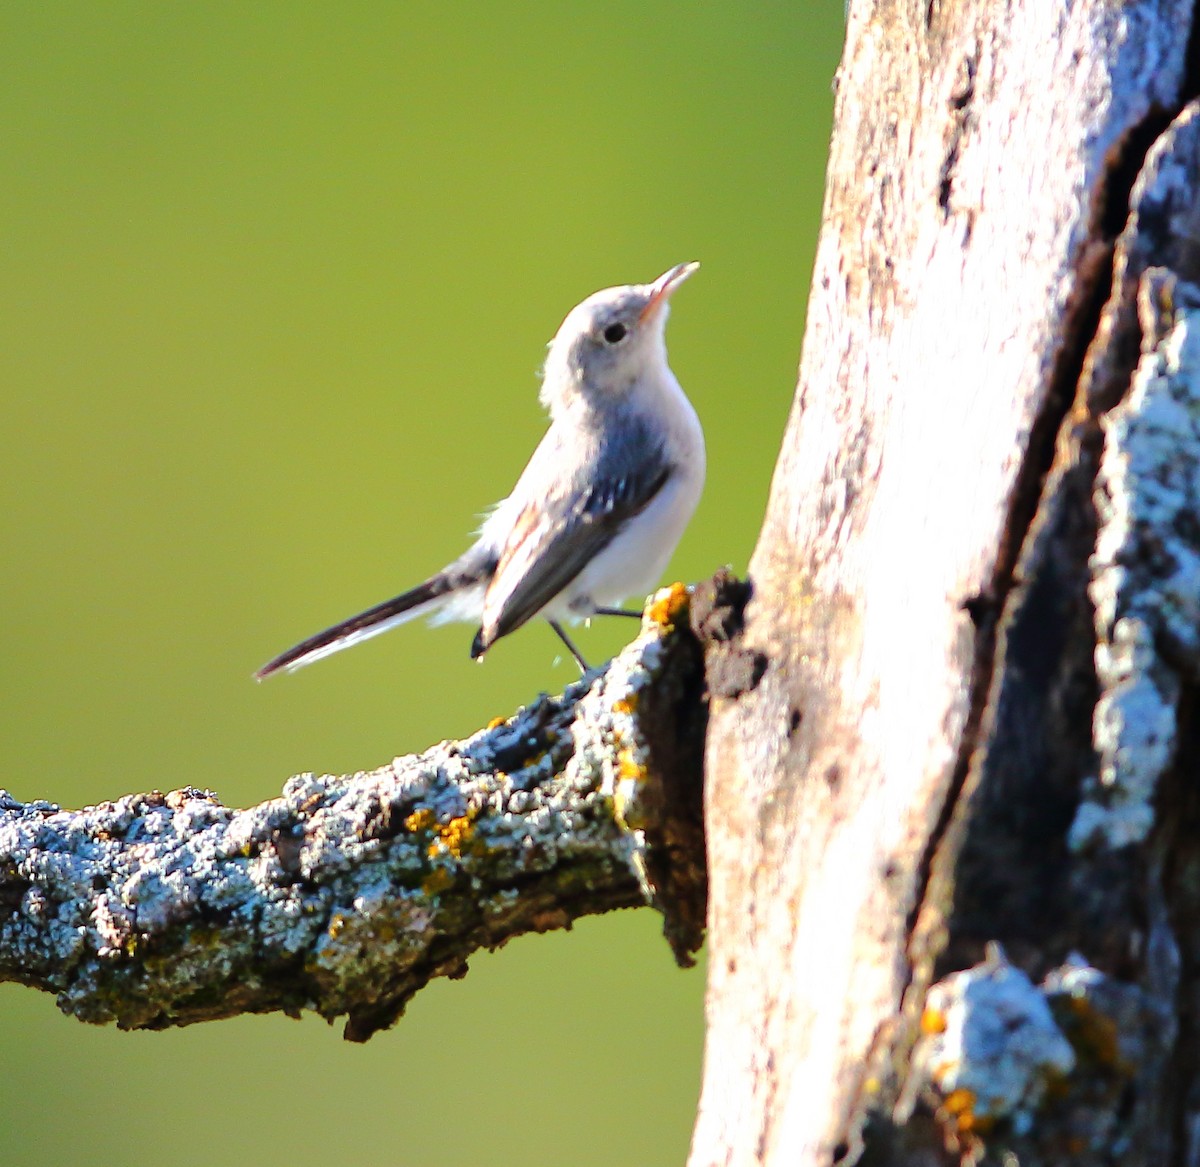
0, 5, 841, 1164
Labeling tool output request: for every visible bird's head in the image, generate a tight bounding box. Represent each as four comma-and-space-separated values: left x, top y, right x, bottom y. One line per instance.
540, 262, 699, 413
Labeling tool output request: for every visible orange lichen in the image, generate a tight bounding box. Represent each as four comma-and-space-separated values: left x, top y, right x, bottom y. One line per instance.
943, 1088, 975, 1116
408, 806, 478, 860
487, 715, 507, 730
437, 811, 477, 859
613, 693, 640, 716
920, 1006, 948, 1035
617, 746, 645, 782
405, 808, 437, 834
613, 746, 651, 830
647, 581, 690, 628
942, 1088, 977, 1131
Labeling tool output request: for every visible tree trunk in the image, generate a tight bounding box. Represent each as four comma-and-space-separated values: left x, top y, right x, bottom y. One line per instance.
694, 2, 1200, 1164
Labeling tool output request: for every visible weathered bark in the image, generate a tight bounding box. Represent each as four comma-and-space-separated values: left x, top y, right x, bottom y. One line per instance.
694, 2, 1200, 1165
0, 594, 706, 1041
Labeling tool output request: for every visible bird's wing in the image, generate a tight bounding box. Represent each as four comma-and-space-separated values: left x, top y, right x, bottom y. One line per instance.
474, 458, 672, 655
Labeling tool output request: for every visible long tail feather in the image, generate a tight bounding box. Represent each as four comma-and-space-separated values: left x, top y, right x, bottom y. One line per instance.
256, 574, 459, 679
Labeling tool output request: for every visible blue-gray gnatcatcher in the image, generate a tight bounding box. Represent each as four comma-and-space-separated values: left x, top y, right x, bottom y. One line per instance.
256, 262, 704, 678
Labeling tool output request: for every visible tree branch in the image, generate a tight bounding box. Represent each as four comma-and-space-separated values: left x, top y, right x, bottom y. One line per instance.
0, 586, 706, 1042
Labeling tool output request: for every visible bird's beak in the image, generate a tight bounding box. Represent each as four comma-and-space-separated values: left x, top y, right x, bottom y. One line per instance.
639, 261, 700, 323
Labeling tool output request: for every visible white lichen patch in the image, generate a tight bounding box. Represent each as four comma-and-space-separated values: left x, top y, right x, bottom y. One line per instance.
916, 945, 1075, 1133
1075, 274, 1200, 851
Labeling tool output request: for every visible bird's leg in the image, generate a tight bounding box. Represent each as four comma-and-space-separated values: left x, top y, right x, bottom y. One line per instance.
548, 620, 589, 672
592, 606, 643, 619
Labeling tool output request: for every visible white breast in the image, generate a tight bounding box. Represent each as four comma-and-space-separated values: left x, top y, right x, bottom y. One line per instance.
552, 370, 706, 619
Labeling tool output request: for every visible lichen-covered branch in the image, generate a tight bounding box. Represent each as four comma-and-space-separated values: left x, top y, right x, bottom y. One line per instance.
0, 586, 706, 1042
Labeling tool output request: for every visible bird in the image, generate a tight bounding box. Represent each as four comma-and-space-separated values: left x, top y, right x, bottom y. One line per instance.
255, 262, 705, 679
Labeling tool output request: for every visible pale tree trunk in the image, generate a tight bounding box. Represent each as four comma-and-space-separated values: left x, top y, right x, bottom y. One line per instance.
694, 1, 1200, 1164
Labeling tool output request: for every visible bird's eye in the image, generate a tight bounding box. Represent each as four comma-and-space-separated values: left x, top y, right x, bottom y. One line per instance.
602, 322, 628, 344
